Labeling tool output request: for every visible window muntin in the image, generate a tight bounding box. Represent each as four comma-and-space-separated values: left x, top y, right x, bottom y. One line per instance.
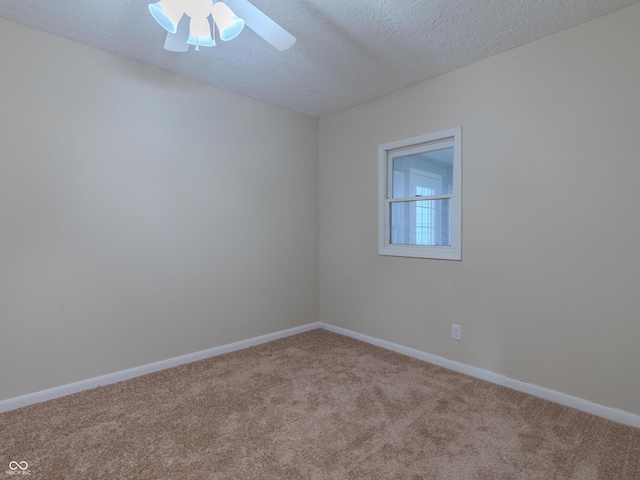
378, 128, 461, 260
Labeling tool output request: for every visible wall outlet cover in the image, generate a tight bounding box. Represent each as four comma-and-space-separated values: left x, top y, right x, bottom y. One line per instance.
452, 324, 462, 341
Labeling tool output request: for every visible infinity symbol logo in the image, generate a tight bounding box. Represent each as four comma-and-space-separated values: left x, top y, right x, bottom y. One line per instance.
8, 461, 28, 471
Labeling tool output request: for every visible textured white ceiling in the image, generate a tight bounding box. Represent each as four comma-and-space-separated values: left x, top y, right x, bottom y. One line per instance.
0, 0, 636, 117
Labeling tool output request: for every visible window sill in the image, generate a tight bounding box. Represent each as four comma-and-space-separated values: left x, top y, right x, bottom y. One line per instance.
378, 244, 461, 260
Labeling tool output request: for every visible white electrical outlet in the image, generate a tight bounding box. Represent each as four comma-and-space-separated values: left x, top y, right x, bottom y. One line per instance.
451, 324, 462, 341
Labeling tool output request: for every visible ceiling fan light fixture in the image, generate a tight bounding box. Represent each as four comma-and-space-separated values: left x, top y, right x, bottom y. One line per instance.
211, 1, 245, 42
187, 16, 215, 50
148, 0, 295, 53
148, 0, 184, 34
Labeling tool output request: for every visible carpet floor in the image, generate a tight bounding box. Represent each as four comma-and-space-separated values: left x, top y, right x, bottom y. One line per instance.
1, 329, 639, 479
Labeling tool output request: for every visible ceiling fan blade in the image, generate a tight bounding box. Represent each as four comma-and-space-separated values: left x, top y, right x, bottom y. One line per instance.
226, 0, 296, 51
164, 15, 190, 52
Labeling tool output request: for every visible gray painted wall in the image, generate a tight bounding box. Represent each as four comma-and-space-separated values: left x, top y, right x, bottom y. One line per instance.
319, 5, 640, 415
0, 19, 319, 401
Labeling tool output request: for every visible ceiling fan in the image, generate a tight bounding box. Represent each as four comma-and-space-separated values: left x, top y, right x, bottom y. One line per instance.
148, 0, 296, 53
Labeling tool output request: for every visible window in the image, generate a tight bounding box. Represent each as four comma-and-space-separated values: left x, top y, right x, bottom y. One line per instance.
378, 128, 461, 260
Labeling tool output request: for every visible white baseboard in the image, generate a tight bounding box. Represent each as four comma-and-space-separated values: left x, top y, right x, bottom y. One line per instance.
0, 322, 322, 414
321, 323, 640, 429
3, 321, 639, 430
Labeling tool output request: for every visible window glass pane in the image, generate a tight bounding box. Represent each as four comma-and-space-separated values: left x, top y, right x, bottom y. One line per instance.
392, 147, 453, 199
390, 199, 451, 246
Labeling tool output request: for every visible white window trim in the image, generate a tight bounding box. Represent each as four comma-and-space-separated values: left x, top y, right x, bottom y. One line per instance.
378, 127, 462, 260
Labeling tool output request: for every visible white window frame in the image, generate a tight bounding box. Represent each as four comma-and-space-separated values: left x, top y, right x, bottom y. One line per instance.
378, 127, 462, 260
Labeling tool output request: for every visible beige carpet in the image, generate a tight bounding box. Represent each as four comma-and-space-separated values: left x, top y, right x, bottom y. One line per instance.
1, 329, 639, 479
